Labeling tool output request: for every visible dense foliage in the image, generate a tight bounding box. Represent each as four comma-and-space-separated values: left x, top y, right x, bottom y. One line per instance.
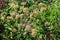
0, 0, 60, 40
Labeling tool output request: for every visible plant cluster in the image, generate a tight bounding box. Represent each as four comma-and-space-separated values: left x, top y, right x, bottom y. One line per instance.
0, 0, 60, 40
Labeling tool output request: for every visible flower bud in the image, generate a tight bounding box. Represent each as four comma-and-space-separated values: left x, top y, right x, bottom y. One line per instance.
20, 6, 24, 10
31, 29, 37, 37
12, 28, 17, 32
40, 7, 47, 11
18, 24, 22, 29
25, 25, 32, 32
32, 11, 38, 17
23, 7, 29, 13
9, 3, 18, 8
50, 33, 54, 37
21, 2, 26, 5
45, 21, 49, 26
16, 14, 20, 19
7, 16, 13, 20
19, 14, 23, 18
0, 12, 4, 16
1, 16, 5, 21
10, 12, 16, 17
38, 3, 45, 7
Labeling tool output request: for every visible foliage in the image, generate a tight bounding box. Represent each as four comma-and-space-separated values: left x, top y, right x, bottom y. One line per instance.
0, 0, 60, 40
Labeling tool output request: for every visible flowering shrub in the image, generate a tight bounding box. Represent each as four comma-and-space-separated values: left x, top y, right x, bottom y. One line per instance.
0, 0, 60, 40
